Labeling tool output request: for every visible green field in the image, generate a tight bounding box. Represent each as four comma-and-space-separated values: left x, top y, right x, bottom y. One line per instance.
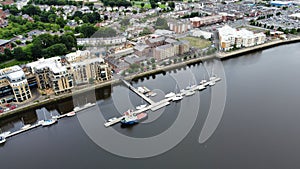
132, 1, 167, 9
237, 26, 266, 33
132, 1, 152, 9
180, 37, 211, 49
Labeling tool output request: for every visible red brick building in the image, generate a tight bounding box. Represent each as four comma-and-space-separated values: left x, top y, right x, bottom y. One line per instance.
0, 39, 11, 53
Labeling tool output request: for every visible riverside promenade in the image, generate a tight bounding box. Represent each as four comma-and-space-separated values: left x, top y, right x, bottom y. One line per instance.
1, 36, 300, 119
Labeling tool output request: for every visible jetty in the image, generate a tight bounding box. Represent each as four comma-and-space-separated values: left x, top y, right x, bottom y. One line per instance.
104, 77, 221, 127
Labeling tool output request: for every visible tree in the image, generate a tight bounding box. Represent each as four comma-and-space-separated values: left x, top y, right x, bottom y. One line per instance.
22, 4, 41, 16
73, 11, 83, 19
150, 1, 156, 9
155, 17, 169, 29
139, 27, 152, 36
48, 14, 57, 23
92, 27, 116, 38
8, 5, 20, 15
152, 63, 156, 69
55, 17, 67, 28
75, 24, 98, 38
82, 15, 89, 23
169, 1, 175, 9
43, 43, 67, 58
13, 47, 26, 61
150, 58, 155, 63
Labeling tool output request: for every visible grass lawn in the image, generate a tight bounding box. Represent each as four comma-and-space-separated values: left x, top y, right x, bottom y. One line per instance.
132, 1, 152, 9
237, 26, 266, 33
0, 59, 28, 69
180, 37, 212, 49
132, 1, 167, 9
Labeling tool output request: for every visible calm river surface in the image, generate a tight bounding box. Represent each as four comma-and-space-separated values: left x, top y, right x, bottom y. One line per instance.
1, 43, 300, 169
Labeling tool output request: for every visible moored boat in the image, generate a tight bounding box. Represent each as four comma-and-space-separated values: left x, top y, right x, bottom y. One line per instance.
136, 104, 147, 110
200, 79, 207, 85
21, 124, 31, 130
136, 112, 147, 121
73, 103, 96, 112
172, 94, 183, 101
165, 92, 176, 98
209, 81, 216, 86
185, 90, 195, 96
42, 119, 57, 127
66, 111, 76, 117
197, 85, 206, 90
0, 136, 6, 144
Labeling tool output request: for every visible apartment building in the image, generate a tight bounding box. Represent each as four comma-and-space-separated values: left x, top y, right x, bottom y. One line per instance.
27, 57, 74, 95
0, 66, 32, 103
77, 36, 126, 46
218, 25, 266, 51
168, 20, 191, 34
71, 57, 111, 85
190, 15, 223, 27
153, 39, 190, 60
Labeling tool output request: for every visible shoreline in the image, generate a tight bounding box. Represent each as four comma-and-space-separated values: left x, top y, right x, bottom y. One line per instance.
217, 37, 300, 59
1, 37, 299, 119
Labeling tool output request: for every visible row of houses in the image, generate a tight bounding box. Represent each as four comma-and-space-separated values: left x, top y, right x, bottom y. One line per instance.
218, 25, 266, 51
0, 51, 111, 104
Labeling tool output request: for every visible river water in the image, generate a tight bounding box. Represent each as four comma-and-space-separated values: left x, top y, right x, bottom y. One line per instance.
1, 43, 300, 169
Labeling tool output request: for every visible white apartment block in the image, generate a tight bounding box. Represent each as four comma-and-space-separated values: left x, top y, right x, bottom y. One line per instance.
218, 25, 266, 51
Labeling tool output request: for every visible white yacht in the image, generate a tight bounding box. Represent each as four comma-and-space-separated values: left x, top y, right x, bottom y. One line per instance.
21, 124, 31, 130
209, 81, 216, 86
172, 94, 183, 101
185, 90, 195, 96
165, 92, 176, 98
200, 79, 207, 85
197, 85, 206, 90
136, 104, 147, 110
74, 102, 96, 112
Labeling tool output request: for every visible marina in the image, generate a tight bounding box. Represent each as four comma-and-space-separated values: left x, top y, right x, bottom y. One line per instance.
104, 76, 221, 127
0, 107, 80, 145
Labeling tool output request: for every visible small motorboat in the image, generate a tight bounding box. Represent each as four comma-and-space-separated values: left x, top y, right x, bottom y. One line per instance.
185, 90, 195, 96
200, 79, 207, 85
66, 111, 76, 117
136, 104, 147, 110
197, 85, 206, 90
42, 119, 57, 127
165, 92, 176, 98
0, 136, 6, 144
209, 81, 216, 86
0, 131, 11, 138
52, 115, 60, 119
21, 124, 31, 130
172, 94, 183, 101
108, 117, 118, 122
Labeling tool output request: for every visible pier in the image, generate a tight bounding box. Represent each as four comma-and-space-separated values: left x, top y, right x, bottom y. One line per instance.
121, 79, 155, 105
104, 77, 221, 127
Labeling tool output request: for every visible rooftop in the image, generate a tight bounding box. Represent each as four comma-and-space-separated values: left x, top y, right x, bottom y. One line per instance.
0, 39, 10, 46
